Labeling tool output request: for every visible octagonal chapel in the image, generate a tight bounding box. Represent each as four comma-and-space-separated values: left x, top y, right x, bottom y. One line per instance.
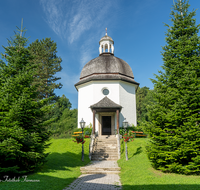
75, 31, 139, 136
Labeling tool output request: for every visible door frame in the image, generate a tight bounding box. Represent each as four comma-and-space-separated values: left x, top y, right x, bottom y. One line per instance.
98, 112, 115, 136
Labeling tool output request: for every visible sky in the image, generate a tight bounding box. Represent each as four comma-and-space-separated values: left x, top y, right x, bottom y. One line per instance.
1, 0, 200, 109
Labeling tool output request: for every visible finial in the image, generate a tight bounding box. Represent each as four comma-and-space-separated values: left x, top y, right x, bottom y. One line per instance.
105, 28, 107, 36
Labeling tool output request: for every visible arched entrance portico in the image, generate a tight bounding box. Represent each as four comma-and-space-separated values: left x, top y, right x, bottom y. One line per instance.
90, 97, 122, 136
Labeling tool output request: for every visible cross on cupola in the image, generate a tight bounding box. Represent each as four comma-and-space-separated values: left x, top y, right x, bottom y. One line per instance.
99, 28, 114, 55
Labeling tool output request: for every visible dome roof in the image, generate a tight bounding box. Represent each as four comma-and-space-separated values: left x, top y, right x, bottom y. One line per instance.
80, 54, 134, 79
75, 53, 139, 88
74, 31, 139, 88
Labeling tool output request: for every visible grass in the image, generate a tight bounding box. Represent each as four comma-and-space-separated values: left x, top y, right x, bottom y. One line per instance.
1, 137, 200, 190
0, 138, 91, 190
118, 138, 200, 190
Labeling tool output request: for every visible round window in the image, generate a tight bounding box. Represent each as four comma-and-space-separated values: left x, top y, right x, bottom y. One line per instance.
102, 88, 109, 95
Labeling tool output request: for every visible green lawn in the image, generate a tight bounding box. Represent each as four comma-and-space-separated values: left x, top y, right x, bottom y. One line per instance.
0, 138, 91, 190
1, 138, 200, 190
118, 138, 200, 190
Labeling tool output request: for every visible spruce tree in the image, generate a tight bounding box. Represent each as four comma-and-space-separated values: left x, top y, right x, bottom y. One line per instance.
146, 0, 200, 175
28, 38, 62, 101
0, 26, 53, 175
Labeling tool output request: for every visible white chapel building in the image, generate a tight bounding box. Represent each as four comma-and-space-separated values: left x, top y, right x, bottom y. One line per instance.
75, 31, 139, 136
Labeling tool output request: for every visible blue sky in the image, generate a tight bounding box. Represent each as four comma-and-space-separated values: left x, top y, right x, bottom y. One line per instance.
1, 0, 200, 109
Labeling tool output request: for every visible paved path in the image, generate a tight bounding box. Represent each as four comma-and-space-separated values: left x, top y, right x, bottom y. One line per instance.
63, 161, 122, 190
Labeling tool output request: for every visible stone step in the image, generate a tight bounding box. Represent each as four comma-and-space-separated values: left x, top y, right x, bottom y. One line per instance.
91, 156, 118, 160
91, 158, 118, 161
92, 149, 118, 152
93, 149, 117, 151
93, 148, 117, 151
92, 155, 118, 158
93, 146, 117, 149
96, 135, 116, 138
80, 167, 120, 174
96, 137, 117, 140
95, 139, 117, 141
94, 142, 117, 145
81, 170, 120, 174
80, 167, 120, 171
93, 145, 117, 148
92, 152, 118, 156
93, 142, 117, 145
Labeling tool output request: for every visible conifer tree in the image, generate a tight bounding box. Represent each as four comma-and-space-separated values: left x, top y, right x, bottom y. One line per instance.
28, 38, 62, 101
0, 25, 53, 175
146, 0, 200, 175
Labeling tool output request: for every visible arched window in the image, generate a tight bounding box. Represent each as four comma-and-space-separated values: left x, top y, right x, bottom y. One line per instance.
105, 44, 108, 52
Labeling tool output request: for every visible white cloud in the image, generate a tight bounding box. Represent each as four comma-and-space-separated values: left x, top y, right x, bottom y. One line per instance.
40, 0, 120, 81
40, 0, 64, 37
40, 0, 115, 44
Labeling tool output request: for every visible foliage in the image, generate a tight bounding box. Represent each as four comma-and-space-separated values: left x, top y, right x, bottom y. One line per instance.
119, 125, 143, 136
146, 0, 200, 175
0, 26, 53, 175
118, 139, 200, 190
28, 38, 62, 101
0, 138, 91, 190
136, 86, 155, 125
136, 86, 150, 122
46, 95, 77, 139
50, 108, 77, 138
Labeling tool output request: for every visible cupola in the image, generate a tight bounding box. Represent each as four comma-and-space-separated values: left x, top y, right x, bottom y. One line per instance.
99, 28, 114, 55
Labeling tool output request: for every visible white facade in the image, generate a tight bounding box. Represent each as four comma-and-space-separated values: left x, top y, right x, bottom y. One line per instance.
77, 80, 137, 131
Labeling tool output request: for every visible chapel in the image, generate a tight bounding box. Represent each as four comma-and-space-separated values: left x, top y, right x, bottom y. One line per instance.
75, 30, 139, 136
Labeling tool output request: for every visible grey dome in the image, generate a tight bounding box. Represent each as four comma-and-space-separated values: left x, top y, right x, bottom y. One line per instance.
75, 53, 139, 88
80, 54, 134, 79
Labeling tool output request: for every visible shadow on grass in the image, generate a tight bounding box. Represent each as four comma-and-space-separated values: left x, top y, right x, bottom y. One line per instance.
2, 174, 200, 190
122, 184, 200, 190
129, 146, 142, 159
37, 151, 91, 173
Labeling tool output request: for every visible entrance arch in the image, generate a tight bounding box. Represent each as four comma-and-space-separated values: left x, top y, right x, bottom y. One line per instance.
90, 96, 122, 136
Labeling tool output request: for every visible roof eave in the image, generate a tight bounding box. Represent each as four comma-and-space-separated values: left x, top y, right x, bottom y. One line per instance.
75, 78, 140, 89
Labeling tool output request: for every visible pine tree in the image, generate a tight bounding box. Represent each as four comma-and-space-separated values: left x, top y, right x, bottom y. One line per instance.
146, 0, 200, 175
0, 25, 53, 175
28, 38, 62, 101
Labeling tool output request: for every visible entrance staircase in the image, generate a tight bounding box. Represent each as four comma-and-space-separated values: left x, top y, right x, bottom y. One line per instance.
80, 135, 120, 174
91, 135, 118, 161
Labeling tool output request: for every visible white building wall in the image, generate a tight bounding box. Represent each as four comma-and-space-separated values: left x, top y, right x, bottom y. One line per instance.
77, 80, 137, 131
77, 81, 120, 129
93, 81, 120, 105
77, 82, 94, 128
119, 81, 137, 127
